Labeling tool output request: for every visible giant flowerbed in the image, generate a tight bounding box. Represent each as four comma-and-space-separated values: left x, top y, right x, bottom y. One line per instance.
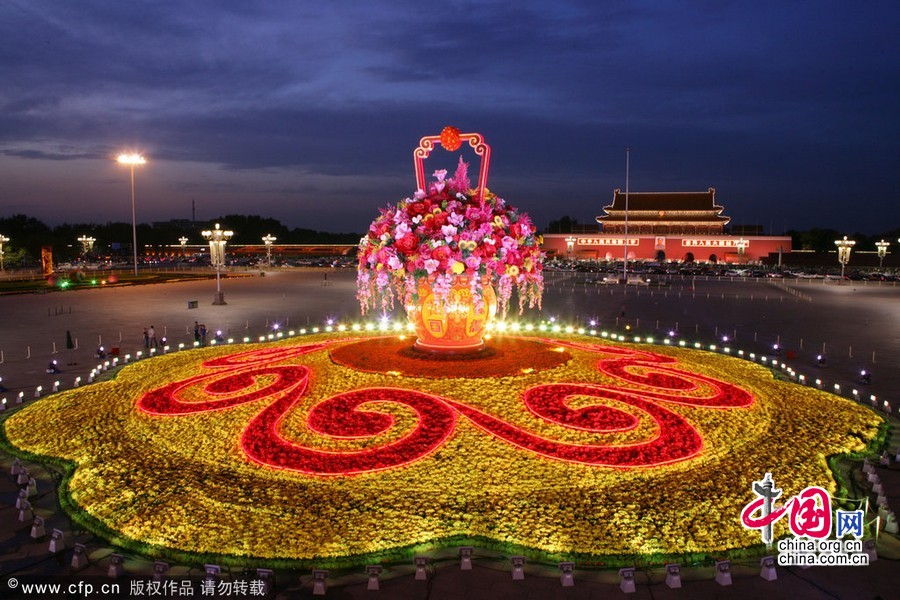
1, 332, 883, 564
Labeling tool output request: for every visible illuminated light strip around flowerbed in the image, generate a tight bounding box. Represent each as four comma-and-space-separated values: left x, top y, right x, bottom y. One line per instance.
137, 337, 754, 474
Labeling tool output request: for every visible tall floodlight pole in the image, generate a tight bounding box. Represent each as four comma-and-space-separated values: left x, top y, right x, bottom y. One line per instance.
622, 148, 630, 283
834, 236, 855, 282
875, 239, 889, 270
117, 154, 146, 276
262, 234, 277, 268
0, 234, 9, 272
202, 223, 234, 305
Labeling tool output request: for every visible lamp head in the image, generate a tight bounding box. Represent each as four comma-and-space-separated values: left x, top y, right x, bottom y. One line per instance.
117, 153, 146, 166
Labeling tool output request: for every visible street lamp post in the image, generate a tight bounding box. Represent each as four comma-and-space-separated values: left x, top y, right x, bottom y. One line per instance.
875, 239, 889, 270
736, 238, 748, 263
564, 236, 576, 262
117, 154, 146, 277
834, 236, 855, 282
179, 236, 189, 258
0, 234, 9, 272
262, 234, 277, 268
77, 235, 96, 258
201, 223, 234, 305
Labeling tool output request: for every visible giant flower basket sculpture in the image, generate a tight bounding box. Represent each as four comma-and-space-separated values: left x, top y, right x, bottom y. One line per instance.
357, 127, 544, 353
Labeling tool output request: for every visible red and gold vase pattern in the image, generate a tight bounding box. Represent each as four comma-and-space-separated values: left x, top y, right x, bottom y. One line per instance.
404, 276, 498, 353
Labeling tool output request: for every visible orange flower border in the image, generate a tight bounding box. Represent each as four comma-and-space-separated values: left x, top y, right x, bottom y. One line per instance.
328, 335, 570, 377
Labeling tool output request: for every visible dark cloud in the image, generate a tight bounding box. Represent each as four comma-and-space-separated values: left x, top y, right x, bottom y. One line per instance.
0, 0, 897, 234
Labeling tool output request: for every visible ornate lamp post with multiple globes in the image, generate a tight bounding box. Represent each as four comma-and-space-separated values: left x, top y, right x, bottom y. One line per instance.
736, 238, 748, 262
834, 236, 855, 281
565, 236, 577, 261
875, 239, 889, 270
262, 234, 277, 268
77, 235, 96, 258
179, 236, 189, 258
0, 234, 9, 272
202, 223, 233, 305
117, 153, 146, 277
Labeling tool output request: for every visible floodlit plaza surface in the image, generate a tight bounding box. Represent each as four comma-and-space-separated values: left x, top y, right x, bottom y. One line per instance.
1, 268, 899, 599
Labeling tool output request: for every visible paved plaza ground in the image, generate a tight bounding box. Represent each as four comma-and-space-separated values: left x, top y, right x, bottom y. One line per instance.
1, 269, 898, 599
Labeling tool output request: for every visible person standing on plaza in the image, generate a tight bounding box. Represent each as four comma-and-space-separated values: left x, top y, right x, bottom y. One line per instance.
193, 321, 201, 344
148, 325, 158, 348
199, 323, 207, 346
143, 327, 150, 348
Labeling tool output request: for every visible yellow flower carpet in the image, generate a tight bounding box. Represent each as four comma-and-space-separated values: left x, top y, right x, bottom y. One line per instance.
2, 333, 882, 563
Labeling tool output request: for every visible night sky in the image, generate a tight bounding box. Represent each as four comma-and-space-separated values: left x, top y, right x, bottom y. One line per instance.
1, 1, 897, 235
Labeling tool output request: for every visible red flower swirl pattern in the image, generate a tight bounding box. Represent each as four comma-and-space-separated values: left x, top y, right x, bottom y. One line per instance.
137, 338, 754, 475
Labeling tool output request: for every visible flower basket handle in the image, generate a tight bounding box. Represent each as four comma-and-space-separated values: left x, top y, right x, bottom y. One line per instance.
414, 127, 491, 202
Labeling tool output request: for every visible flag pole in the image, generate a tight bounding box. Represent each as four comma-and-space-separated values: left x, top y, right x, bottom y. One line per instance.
623, 148, 630, 283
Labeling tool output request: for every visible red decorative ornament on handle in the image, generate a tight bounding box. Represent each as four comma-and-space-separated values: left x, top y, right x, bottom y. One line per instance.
440, 126, 462, 151
414, 126, 491, 202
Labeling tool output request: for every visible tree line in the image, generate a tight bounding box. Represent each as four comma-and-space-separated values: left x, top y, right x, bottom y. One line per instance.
0, 214, 362, 266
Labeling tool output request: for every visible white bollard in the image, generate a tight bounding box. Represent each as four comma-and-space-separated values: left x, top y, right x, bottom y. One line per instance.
18, 500, 32, 522
108, 553, 124, 578
665, 564, 681, 589
619, 567, 636, 593
30, 515, 46, 539
414, 556, 428, 580
760, 555, 777, 581
366, 565, 382, 591
459, 546, 473, 570
49, 528, 65, 553
256, 569, 274, 596
312, 569, 328, 596
559, 561, 575, 587
511, 555, 526, 580
715, 560, 733, 586
71, 543, 88, 569
863, 539, 877, 562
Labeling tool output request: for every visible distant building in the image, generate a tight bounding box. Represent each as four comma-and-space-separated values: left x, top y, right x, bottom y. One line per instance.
597, 188, 729, 235
542, 188, 791, 264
